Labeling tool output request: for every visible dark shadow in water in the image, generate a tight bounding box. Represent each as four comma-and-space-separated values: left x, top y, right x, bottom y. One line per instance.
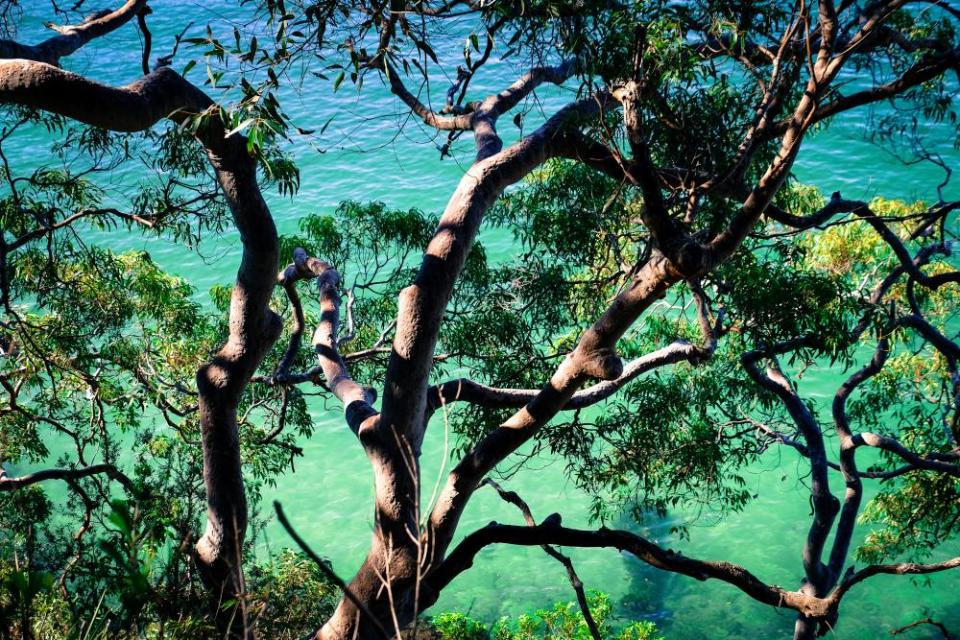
610, 507, 960, 639
610, 508, 675, 628
899, 601, 960, 640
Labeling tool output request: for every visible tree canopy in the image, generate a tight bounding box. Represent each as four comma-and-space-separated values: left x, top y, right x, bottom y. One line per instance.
1, 1, 960, 639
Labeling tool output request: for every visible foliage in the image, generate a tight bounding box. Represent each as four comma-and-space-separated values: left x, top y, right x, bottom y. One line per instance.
3, 0, 960, 637
0, 545, 338, 639
432, 592, 665, 640
432, 612, 489, 640
248, 549, 340, 639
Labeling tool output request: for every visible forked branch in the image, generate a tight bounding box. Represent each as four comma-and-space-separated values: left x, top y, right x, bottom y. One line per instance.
482, 479, 602, 640
275, 248, 378, 434
0, 0, 148, 65
427, 282, 722, 412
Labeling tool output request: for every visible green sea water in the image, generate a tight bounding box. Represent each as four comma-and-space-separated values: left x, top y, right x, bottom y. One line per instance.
6, 2, 960, 638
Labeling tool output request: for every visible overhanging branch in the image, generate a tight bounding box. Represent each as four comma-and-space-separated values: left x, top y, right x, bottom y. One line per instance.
0, 0, 148, 66
0, 463, 137, 495
427, 519, 960, 624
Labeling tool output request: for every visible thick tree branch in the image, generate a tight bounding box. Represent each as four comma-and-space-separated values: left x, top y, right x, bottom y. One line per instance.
278, 248, 378, 433
423, 251, 678, 574
742, 340, 839, 593
0, 62, 212, 131
427, 286, 721, 412
379, 94, 611, 458
426, 520, 823, 620
0, 59, 282, 634
613, 79, 686, 254
427, 342, 704, 412
274, 502, 391, 640
0, 0, 147, 66
828, 332, 890, 580
769, 47, 960, 137
428, 520, 960, 626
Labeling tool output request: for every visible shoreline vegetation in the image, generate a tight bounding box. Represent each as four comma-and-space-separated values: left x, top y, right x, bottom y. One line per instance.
3, 1, 960, 639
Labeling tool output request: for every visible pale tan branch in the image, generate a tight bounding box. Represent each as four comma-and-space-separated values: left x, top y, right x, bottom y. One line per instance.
0, 0, 147, 65
0, 62, 213, 132
428, 288, 720, 413
279, 248, 378, 433
891, 617, 955, 639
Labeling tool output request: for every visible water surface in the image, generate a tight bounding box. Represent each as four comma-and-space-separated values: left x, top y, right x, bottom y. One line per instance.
6, 3, 960, 637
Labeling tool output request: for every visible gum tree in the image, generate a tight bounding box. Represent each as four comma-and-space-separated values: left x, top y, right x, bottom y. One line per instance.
1, 1, 960, 639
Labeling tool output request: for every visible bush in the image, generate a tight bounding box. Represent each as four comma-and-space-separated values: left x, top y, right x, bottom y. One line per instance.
432, 612, 489, 640
248, 549, 340, 639
430, 592, 665, 640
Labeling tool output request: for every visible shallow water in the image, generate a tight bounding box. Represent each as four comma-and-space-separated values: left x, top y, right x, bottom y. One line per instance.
6, 2, 960, 638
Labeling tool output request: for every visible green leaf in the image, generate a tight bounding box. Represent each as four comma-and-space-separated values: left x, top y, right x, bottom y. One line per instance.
225, 118, 255, 137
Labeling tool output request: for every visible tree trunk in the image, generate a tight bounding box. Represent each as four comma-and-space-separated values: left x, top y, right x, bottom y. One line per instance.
316, 429, 423, 640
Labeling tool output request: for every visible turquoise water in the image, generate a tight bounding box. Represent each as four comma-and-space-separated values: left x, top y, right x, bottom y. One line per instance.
6, 2, 960, 638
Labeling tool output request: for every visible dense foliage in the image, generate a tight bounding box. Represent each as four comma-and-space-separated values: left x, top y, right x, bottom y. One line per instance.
1, 0, 960, 638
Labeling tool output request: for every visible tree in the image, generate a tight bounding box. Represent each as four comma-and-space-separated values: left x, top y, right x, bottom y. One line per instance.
1, 0, 960, 639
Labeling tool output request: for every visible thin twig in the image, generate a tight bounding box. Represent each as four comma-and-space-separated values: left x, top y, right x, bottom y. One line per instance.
482, 479, 602, 640
274, 501, 391, 640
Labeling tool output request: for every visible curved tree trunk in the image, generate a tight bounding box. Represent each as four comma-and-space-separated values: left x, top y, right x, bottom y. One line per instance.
192, 136, 282, 637
0, 60, 282, 637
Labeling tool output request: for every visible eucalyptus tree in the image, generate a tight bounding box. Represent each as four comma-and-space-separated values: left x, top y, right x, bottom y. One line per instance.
1, 1, 960, 640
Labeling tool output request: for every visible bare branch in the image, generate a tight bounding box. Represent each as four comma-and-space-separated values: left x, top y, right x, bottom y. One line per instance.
382, 59, 471, 131
482, 480, 601, 640
0, 0, 147, 65
763, 191, 863, 230
832, 556, 960, 604
382, 57, 577, 161
750, 417, 915, 480
277, 248, 377, 434
891, 617, 955, 639
0, 463, 137, 495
